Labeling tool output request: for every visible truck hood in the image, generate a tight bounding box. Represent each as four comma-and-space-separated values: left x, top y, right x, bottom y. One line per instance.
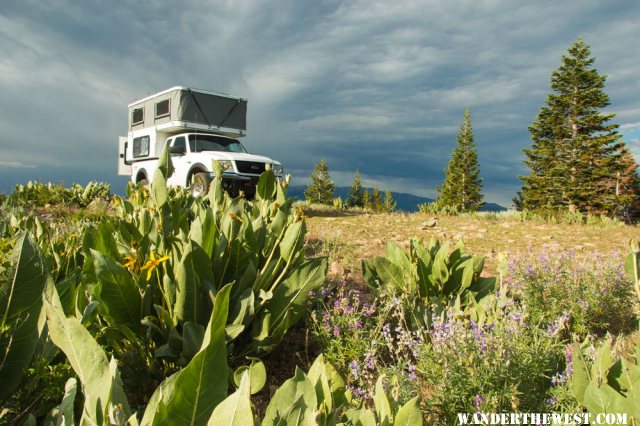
190, 151, 281, 165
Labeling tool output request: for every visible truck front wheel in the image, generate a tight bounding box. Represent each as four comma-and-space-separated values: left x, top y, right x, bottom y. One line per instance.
191, 172, 211, 196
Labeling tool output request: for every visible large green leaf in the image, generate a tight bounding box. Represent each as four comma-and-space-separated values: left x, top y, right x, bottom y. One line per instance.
307, 354, 346, 414
394, 397, 423, 426
150, 284, 232, 425
263, 367, 317, 426
151, 145, 173, 209
0, 232, 49, 401
278, 220, 305, 264
91, 249, 142, 332
233, 358, 266, 395
373, 375, 391, 426
208, 372, 254, 426
190, 209, 216, 257
571, 343, 591, 403
45, 296, 130, 424
583, 381, 619, 416
256, 170, 276, 201
372, 257, 405, 292
429, 244, 450, 290
444, 257, 474, 296
256, 258, 327, 351
44, 378, 77, 426
175, 243, 207, 325
81, 222, 120, 292
344, 407, 377, 426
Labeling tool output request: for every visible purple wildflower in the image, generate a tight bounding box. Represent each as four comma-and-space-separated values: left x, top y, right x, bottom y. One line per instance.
472, 394, 485, 408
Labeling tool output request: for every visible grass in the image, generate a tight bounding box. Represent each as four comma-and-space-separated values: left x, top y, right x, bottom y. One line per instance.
304, 207, 638, 276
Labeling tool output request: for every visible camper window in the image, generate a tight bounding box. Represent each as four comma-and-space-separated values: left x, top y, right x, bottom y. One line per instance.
132, 108, 144, 125
133, 136, 150, 158
155, 99, 170, 118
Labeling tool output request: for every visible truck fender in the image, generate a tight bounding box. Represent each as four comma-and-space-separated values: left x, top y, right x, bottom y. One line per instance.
135, 169, 149, 184
186, 163, 210, 185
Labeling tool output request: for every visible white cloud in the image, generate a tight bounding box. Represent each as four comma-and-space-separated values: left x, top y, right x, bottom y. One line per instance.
0, 160, 36, 168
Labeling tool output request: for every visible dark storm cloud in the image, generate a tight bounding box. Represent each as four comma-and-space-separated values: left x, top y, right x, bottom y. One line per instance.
1, 0, 638, 205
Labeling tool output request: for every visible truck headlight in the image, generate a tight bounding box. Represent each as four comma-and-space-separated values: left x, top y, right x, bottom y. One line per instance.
272, 164, 284, 176
218, 160, 233, 172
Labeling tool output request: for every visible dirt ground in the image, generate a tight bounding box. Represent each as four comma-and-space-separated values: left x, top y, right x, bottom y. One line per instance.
303, 209, 640, 277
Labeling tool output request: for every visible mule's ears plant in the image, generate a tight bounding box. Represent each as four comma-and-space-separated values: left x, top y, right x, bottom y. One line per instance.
362, 238, 496, 330
571, 338, 640, 422
625, 240, 640, 308
80, 144, 327, 364
45, 285, 132, 425
209, 355, 423, 426
0, 232, 50, 401
568, 241, 640, 422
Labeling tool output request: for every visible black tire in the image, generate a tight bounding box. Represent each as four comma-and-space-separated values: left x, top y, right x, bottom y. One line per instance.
191, 172, 211, 196
137, 177, 148, 187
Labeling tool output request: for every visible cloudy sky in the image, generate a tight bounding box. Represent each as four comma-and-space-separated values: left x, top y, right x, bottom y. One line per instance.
1, 0, 639, 206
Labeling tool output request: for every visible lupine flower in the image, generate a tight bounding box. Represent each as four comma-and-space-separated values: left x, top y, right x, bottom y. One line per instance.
473, 394, 485, 408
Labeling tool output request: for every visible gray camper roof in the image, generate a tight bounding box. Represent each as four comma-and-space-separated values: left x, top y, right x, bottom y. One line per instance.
128, 86, 247, 135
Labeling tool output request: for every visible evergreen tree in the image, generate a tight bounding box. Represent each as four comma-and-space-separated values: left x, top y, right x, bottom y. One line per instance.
383, 190, 397, 212
518, 38, 626, 215
304, 159, 335, 204
362, 188, 371, 210
612, 147, 640, 220
436, 108, 484, 212
347, 170, 364, 207
371, 187, 383, 212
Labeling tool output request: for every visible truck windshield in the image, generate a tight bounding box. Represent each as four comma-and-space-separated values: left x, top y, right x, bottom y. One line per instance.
188, 134, 248, 153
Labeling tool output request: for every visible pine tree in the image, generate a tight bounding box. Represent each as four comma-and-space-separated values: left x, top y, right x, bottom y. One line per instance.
347, 170, 364, 207
436, 108, 484, 212
518, 38, 627, 215
383, 190, 397, 212
362, 188, 371, 210
612, 147, 640, 220
304, 159, 335, 204
371, 187, 383, 212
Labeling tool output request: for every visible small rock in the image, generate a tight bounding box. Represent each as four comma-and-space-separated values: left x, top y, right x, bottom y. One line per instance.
329, 261, 345, 277
422, 218, 438, 229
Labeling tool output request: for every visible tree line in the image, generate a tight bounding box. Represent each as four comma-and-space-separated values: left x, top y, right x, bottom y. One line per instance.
304, 161, 397, 212
305, 38, 640, 219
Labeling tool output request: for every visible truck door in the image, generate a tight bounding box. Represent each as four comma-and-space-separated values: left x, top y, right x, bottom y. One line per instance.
117, 136, 132, 176
166, 136, 190, 187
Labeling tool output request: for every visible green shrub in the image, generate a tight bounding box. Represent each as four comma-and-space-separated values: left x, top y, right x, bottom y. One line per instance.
418, 305, 564, 422
362, 238, 496, 334
6, 180, 111, 208
418, 201, 460, 216
310, 280, 422, 403
508, 251, 638, 337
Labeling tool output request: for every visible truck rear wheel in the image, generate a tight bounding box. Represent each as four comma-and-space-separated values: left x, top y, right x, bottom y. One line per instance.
191, 172, 211, 196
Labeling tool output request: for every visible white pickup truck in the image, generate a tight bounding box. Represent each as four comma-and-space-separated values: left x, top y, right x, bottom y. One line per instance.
118, 86, 284, 197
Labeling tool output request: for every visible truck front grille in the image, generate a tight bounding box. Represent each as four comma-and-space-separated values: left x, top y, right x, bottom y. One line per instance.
236, 161, 266, 175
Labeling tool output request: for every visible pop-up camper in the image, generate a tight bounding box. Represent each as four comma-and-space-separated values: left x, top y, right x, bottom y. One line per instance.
118, 86, 283, 197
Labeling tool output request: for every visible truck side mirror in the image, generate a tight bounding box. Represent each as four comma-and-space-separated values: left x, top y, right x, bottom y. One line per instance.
169, 145, 185, 155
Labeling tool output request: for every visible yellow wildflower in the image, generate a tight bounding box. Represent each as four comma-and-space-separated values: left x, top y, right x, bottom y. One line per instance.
123, 254, 139, 272
140, 251, 170, 281
228, 212, 244, 222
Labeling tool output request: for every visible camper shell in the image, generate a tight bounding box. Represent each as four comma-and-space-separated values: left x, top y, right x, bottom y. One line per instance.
118, 86, 283, 198
127, 86, 247, 137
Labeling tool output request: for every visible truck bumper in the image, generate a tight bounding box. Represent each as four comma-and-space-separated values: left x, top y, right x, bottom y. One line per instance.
217, 173, 285, 199
220, 174, 260, 199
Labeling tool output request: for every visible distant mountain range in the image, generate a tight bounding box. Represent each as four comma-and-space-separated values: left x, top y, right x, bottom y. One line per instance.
287, 185, 506, 213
